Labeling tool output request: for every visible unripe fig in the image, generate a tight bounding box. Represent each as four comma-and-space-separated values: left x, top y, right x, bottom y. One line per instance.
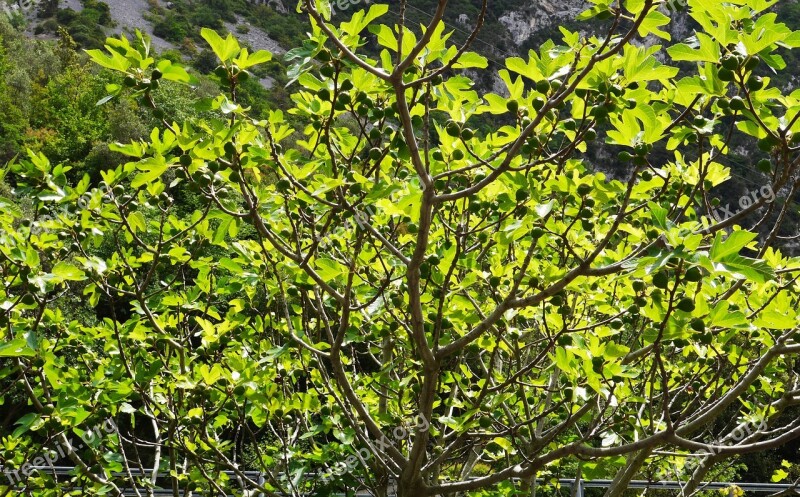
676, 297, 695, 312
653, 271, 669, 289
536, 80, 551, 93
445, 121, 460, 137
718, 68, 735, 82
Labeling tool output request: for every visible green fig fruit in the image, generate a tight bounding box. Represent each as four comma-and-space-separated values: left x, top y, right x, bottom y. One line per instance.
676, 297, 695, 312
653, 271, 669, 289
683, 266, 703, 282
446, 121, 461, 137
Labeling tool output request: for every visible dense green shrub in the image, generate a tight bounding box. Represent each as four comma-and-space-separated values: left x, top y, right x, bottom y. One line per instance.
153, 13, 189, 42
45, 1, 113, 48
37, 0, 59, 18
55, 7, 78, 24
81, 0, 113, 25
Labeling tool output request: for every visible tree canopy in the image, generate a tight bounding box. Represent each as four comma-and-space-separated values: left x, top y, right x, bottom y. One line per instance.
2, 0, 800, 496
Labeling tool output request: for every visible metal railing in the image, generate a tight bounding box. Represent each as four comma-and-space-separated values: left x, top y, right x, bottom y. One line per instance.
4, 467, 798, 497
569, 479, 797, 497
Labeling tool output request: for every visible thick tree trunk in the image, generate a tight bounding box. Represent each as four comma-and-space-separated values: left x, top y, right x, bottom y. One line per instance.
602, 449, 651, 497
396, 473, 426, 497
370, 466, 391, 497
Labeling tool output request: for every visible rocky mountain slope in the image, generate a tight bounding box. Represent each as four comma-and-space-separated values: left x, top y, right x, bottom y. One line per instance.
11, 0, 702, 64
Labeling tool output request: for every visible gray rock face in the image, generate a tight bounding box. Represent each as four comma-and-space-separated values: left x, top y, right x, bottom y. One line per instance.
223, 15, 286, 55
494, 0, 694, 49
248, 0, 288, 14
498, 0, 585, 46
101, 0, 175, 51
